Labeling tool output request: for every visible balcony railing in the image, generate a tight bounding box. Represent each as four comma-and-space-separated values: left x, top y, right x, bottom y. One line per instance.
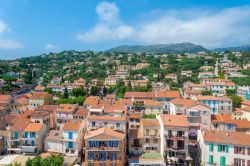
165, 134, 187, 139
86, 146, 122, 151
165, 146, 186, 151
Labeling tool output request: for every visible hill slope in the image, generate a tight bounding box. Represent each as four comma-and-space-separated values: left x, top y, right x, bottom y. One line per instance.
213, 45, 250, 52
107, 42, 208, 53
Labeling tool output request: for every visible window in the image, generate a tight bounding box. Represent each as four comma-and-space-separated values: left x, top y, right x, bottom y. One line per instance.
68, 142, 73, 149
208, 155, 214, 164
220, 156, 226, 166
30, 132, 36, 138
68, 132, 73, 139
209, 143, 214, 152
235, 146, 245, 155
218, 144, 228, 153
116, 123, 120, 128
31, 140, 35, 146
92, 122, 95, 127
146, 138, 150, 143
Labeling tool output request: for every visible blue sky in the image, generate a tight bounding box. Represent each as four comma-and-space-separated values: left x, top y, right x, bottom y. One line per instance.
0, 0, 250, 59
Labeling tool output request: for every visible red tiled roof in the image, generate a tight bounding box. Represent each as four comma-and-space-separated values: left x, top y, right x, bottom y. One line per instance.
160, 114, 189, 127
202, 130, 250, 146
155, 90, 181, 98
62, 119, 82, 131
84, 127, 125, 140
124, 92, 155, 99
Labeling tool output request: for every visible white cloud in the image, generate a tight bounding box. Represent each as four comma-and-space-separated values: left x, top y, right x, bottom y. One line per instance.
96, 1, 119, 22
0, 39, 23, 49
0, 20, 8, 34
77, 3, 250, 48
0, 19, 23, 49
77, 1, 134, 42
45, 43, 58, 50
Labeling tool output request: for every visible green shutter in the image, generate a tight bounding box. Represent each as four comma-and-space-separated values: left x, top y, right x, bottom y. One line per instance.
218, 144, 221, 152
225, 145, 229, 153
209, 155, 214, 164
220, 156, 226, 166
209, 143, 214, 152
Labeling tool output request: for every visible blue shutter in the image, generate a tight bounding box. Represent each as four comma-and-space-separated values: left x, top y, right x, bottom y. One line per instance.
110, 153, 113, 160
88, 153, 90, 160
25, 132, 28, 138
89, 141, 91, 148
31, 140, 35, 146
95, 141, 98, 148
15, 132, 18, 139
68, 132, 73, 139
104, 152, 106, 161
114, 153, 117, 160
34, 132, 36, 138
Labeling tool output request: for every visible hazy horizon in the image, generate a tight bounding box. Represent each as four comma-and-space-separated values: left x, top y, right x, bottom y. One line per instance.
1, 0, 250, 59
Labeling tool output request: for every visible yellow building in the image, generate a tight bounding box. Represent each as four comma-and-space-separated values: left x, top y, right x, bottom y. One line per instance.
143, 100, 163, 115
29, 92, 53, 108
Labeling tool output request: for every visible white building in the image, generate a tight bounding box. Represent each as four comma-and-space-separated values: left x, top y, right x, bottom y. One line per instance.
198, 130, 250, 166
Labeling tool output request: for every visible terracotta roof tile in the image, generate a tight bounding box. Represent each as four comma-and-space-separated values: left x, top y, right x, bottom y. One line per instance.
62, 119, 82, 131
196, 95, 231, 101
56, 104, 78, 113
24, 122, 43, 132
0, 95, 12, 104
9, 118, 30, 132
202, 130, 250, 146
124, 92, 155, 99
73, 107, 89, 118
46, 130, 62, 140
155, 90, 181, 98
84, 96, 100, 106
160, 114, 189, 127
242, 100, 250, 106
84, 127, 125, 140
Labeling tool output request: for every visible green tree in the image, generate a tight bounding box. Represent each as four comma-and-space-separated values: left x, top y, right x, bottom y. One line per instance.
229, 95, 242, 108
72, 88, 85, 97
226, 89, 236, 96
63, 87, 69, 99
25, 158, 32, 166
201, 91, 212, 96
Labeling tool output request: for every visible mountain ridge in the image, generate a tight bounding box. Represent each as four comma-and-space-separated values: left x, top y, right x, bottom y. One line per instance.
106, 42, 208, 53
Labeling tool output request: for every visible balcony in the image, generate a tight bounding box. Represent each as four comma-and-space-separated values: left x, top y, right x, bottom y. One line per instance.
143, 143, 159, 148
165, 134, 187, 140
21, 145, 37, 153
165, 146, 186, 151
87, 159, 121, 164
86, 146, 122, 151
10, 137, 20, 141
61, 136, 77, 142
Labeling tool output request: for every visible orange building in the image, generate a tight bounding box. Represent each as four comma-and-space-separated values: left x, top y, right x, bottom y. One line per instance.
84, 127, 126, 166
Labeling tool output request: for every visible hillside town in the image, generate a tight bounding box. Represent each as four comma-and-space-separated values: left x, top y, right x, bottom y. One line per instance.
0, 50, 249, 166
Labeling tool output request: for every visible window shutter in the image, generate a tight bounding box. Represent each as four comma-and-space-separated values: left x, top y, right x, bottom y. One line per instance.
234, 158, 237, 166
225, 145, 229, 153
248, 148, 250, 155
220, 156, 226, 166
209, 143, 214, 152
218, 144, 221, 152
242, 147, 245, 155
234, 146, 237, 154
209, 155, 213, 164
242, 159, 245, 166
